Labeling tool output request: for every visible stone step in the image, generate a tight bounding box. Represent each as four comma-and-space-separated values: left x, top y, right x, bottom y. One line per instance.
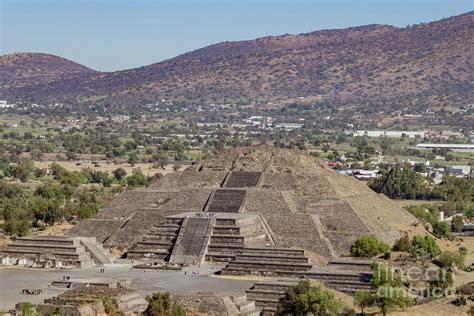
241, 247, 305, 256
326, 279, 372, 287
145, 233, 177, 241
236, 300, 256, 313
135, 241, 173, 250
326, 283, 372, 292
15, 237, 78, 246
252, 297, 280, 308
246, 289, 286, 301
150, 226, 180, 232
165, 218, 184, 225
2, 249, 91, 261
208, 243, 244, 250
230, 294, 248, 305
237, 253, 309, 263
205, 253, 236, 262
213, 226, 241, 235
7, 244, 84, 254
127, 249, 169, 260
211, 235, 245, 243
229, 260, 312, 270
154, 224, 181, 229
306, 270, 372, 283
78, 238, 110, 265
251, 281, 298, 291
146, 232, 178, 237
222, 266, 306, 277
239, 308, 261, 316
215, 219, 236, 226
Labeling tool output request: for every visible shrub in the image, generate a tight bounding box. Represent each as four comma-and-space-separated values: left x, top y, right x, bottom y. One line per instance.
433, 221, 451, 238
276, 280, 341, 316
143, 292, 186, 316
457, 283, 474, 296
426, 268, 454, 298
411, 235, 441, 258
126, 172, 149, 187
103, 297, 118, 316
4, 219, 31, 237
452, 216, 464, 233
452, 296, 467, 306
113, 168, 127, 181
406, 205, 439, 226
393, 233, 411, 252
351, 236, 391, 257
437, 251, 465, 269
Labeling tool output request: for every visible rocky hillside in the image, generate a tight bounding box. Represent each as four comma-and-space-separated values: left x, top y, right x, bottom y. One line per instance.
0, 12, 472, 107
0, 53, 97, 89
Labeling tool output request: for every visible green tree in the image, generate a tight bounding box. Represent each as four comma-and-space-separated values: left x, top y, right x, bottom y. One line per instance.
128, 152, 139, 166
369, 166, 427, 199
34, 181, 64, 200
354, 290, 376, 315
452, 216, 464, 234
371, 263, 414, 315
351, 236, 391, 257
276, 280, 341, 316
153, 152, 169, 169
11, 159, 35, 182
4, 219, 31, 237
126, 172, 149, 188
113, 168, 127, 181
65, 150, 78, 161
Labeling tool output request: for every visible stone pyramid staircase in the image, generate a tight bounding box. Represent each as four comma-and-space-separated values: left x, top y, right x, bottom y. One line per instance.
306, 258, 373, 294
206, 216, 268, 262
76, 237, 111, 265
230, 294, 262, 316
221, 247, 312, 277
127, 217, 183, 261
246, 279, 299, 315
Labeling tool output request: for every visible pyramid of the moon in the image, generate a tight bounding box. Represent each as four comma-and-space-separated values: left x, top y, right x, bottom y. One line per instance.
66, 147, 416, 258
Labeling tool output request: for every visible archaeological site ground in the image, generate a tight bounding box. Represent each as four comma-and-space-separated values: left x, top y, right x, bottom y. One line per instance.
1, 147, 418, 315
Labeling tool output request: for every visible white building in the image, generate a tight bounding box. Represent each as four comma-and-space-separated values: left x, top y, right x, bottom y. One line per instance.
352, 130, 426, 138
446, 165, 471, 177
274, 123, 304, 130
416, 143, 474, 151
0, 100, 15, 108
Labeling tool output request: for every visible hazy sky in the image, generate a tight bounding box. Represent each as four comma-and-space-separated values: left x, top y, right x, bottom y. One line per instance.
1, 0, 472, 71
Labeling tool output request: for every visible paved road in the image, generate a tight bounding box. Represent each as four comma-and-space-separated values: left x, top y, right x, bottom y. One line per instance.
0, 263, 253, 311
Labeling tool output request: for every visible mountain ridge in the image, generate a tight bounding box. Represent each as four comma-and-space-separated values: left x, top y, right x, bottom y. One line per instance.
1, 11, 472, 108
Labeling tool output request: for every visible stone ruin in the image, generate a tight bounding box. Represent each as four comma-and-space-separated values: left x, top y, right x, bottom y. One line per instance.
0, 236, 111, 268
13, 286, 147, 316
2, 147, 418, 314
64, 147, 414, 262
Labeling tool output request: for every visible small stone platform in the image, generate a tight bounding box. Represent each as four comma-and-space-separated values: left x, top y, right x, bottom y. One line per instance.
0, 236, 111, 269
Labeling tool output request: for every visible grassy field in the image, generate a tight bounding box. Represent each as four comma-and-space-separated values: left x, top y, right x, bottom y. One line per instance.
34, 160, 179, 177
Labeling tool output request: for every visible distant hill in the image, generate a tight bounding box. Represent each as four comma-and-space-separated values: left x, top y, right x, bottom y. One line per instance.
0, 53, 97, 89
0, 12, 472, 107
